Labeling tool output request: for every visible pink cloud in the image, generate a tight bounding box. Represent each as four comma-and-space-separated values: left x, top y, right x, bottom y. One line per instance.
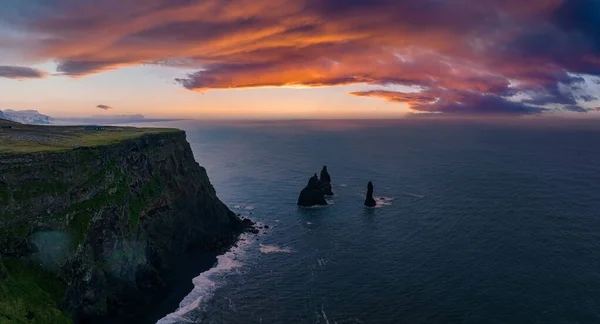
4, 0, 600, 113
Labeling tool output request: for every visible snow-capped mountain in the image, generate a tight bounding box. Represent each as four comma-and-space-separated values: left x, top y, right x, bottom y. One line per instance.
0, 109, 53, 124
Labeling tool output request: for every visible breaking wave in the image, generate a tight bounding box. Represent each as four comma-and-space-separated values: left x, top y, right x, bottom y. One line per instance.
373, 197, 394, 208
157, 233, 254, 324
259, 244, 294, 254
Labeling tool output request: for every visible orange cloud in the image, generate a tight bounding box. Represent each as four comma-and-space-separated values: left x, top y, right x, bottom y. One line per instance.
5, 0, 600, 113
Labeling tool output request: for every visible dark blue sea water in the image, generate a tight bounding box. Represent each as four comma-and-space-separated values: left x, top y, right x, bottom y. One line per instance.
149, 118, 600, 324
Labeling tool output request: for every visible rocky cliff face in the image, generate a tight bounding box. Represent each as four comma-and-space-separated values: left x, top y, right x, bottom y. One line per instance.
0, 131, 249, 323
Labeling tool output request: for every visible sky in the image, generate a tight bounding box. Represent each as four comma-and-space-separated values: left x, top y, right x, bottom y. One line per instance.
2, 0, 600, 119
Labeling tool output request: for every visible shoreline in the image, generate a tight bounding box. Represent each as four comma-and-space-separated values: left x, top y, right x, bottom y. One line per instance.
85, 217, 258, 324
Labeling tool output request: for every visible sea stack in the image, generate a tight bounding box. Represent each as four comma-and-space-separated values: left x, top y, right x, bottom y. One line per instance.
319, 165, 334, 195
364, 181, 377, 207
297, 174, 328, 207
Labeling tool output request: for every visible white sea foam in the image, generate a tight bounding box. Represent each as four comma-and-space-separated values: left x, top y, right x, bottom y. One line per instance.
306, 221, 313, 225
259, 244, 294, 254
157, 232, 255, 324
300, 204, 329, 209
404, 192, 425, 199
321, 307, 331, 324
231, 203, 255, 211
317, 258, 328, 267
373, 197, 394, 208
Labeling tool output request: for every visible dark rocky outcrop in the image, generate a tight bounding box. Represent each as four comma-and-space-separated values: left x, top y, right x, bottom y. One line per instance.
297, 174, 328, 207
319, 165, 334, 196
0, 131, 255, 323
364, 181, 377, 207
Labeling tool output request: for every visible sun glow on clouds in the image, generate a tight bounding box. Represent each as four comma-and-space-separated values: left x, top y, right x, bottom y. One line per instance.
2, 0, 600, 116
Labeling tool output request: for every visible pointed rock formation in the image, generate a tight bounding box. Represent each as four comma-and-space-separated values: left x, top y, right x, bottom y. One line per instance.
297, 174, 328, 207
364, 181, 377, 207
319, 165, 331, 183
319, 165, 334, 196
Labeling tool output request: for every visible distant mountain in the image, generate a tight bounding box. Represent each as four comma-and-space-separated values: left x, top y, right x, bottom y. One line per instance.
2, 109, 53, 125
0, 110, 5, 120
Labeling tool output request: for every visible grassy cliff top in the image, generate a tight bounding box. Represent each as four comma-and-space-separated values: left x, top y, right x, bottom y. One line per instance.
0, 119, 181, 154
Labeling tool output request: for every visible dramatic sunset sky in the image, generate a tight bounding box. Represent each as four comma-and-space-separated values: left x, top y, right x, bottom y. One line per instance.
2, 0, 600, 118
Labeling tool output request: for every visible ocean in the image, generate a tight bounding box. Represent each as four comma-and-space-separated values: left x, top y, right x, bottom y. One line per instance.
139, 118, 600, 324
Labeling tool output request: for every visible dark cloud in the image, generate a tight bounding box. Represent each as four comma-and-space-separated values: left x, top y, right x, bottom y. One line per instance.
56, 60, 124, 76
580, 94, 598, 102
351, 90, 546, 114
433, 96, 545, 115
552, 0, 600, 52
4, 0, 600, 114
96, 105, 113, 110
563, 105, 588, 112
0, 65, 47, 79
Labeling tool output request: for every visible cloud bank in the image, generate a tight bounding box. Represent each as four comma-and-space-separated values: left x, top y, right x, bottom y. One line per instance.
4, 0, 600, 114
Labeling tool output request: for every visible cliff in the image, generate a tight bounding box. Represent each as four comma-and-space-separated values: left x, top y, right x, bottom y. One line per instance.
0, 125, 250, 323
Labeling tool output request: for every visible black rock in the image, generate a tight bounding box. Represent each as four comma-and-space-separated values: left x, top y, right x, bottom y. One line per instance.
319, 165, 334, 196
297, 174, 328, 207
364, 181, 377, 207
239, 218, 258, 234
320, 165, 331, 183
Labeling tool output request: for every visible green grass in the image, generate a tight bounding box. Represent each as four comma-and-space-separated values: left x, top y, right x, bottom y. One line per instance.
0, 258, 72, 324
0, 120, 182, 154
